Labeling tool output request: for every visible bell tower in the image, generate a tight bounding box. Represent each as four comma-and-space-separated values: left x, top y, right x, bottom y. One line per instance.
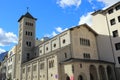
18, 12, 37, 63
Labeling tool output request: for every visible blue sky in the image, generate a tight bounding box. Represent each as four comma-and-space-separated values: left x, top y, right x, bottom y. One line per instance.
0, 0, 119, 53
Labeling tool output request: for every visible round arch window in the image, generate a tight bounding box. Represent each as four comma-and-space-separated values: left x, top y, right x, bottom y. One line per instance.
53, 43, 56, 47
46, 47, 48, 51
63, 39, 66, 44
78, 75, 83, 80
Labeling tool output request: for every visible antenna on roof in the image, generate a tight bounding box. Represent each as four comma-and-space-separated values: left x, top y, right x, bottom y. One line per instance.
27, 7, 29, 12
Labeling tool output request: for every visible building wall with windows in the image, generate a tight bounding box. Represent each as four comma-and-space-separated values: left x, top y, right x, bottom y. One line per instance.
70, 25, 98, 60
21, 54, 58, 80
2, 9, 118, 80
92, 1, 120, 67
6, 45, 17, 80
91, 1, 120, 80
62, 60, 116, 80
19, 23, 117, 80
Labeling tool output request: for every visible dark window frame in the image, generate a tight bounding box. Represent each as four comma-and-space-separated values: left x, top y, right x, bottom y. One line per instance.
108, 9, 113, 14
64, 53, 67, 58
63, 39, 66, 44
118, 16, 120, 22
27, 53, 30, 60
80, 38, 90, 46
118, 57, 120, 64
115, 5, 120, 10
53, 43, 56, 48
83, 53, 90, 59
110, 18, 116, 25
112, 30, 118, 37
33, 65, 37, 71
115, 43, 120, 50
40, 63, 44, 70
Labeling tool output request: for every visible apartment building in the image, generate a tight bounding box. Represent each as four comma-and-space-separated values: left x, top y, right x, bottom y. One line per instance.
91, 1, 120, 80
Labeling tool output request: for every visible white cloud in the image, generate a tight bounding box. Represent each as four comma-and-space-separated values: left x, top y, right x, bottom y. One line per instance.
52, 31, 57, 36
44, 27, 68, 37
57, 0, 81, 8
0, 28, 18, 46
97, 0, 119, 7
55, 27, 68, 33
78, 12, 92, 26
83, 0, 119, 27
44, 34, 51, 37
0, 48, 6, 54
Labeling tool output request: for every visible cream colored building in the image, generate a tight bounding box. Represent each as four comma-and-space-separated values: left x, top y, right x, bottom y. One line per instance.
92, 1, 120, 80
13, 11, 117, 80
6, 45, 17, 80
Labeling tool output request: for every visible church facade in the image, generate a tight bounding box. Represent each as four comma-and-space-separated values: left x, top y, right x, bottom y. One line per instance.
1, 2, 120, 80
14, 12, 116, 80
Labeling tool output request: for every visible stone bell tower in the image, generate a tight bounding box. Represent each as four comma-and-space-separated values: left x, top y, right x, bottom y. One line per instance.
18, 12, 37, 63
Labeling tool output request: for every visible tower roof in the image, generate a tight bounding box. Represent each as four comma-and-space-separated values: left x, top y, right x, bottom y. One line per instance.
18, 12, 37, 22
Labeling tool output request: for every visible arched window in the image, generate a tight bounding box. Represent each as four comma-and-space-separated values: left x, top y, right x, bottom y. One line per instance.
66, 76, 70, 80
27, 53, 30, 60
107, 66, 115, 80
78, 75, 83, 80
99, 65, 107, 80
89, 65, 98, 80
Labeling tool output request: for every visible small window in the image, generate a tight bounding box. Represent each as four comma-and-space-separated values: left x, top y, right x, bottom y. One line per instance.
35, 53, 36, 56
83, 53, 90, 59
25, 22, 28, 25
28, 32, 30, 36
80, 38, 90, 46
27, 53, 30, 60
108, 9, 113, 14
26, 41, 31, 47
63, 39, 66, 44
46, 47, 48, 51
64, 53, 67, 58
115, 43, 120, 50
26, 31, 27, 35
29, 42, 31, 46
40, 63, 44, 70
118, 16, 120, 22
25, 22, 33, 26
118, 57, 120, 64
53, 43, 56, 48
51, 74, 53, 77
110, 18, 116, 25
27, 67, 30, 72
80, 64, 82, 68
115, 5, 120, 10
113, 30, 118, 37
22, 68, 25, 73
33, 65, 37, 71
78, 75, 83, 80
49, 60, 54, 68
26, 41, 28, 46
72, 65, 74, 73
40, 50, 42, 53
